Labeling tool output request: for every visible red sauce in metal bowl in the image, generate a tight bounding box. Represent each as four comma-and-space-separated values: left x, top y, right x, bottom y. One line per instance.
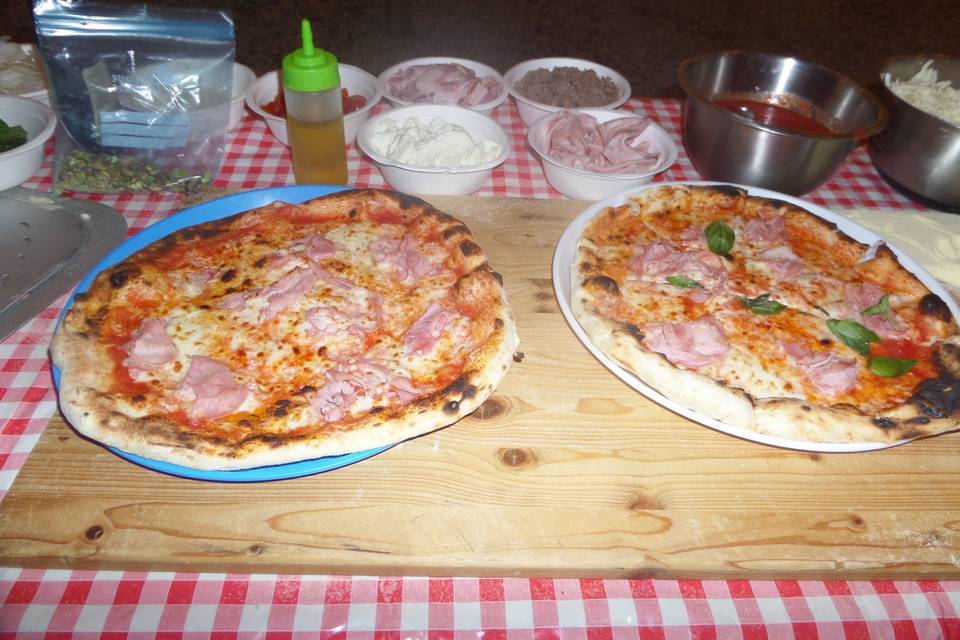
714, 98, 833, 135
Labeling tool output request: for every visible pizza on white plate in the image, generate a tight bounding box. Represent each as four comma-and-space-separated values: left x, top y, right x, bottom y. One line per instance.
571, 183, 960, 443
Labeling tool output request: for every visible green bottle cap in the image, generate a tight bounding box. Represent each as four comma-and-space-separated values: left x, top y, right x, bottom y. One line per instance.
282, 19, 339, 92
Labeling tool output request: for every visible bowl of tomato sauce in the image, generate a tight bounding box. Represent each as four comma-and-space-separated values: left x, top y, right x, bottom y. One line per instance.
678, 51, 887, 195
244, 64, 382, 145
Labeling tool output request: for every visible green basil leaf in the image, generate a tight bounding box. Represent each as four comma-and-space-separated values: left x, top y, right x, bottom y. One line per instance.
862, 294, 893, 322
739, 293, 786, 315
0, 118, 27, 153
666, 275, 703, 289
869, 356, 917, 377
705, 219, 735, 256
826, 319, 880, 357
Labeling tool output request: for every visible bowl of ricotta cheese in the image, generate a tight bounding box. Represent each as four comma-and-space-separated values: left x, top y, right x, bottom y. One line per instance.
357, 104, 509, 195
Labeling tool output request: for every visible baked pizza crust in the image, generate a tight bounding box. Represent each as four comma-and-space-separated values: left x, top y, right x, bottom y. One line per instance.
52, 189, 519, 470
571, 285, 755, 428
571, 184, 960, 444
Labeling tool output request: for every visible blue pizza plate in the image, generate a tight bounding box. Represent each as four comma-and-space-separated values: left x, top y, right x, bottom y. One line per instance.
52, 185, 392, 482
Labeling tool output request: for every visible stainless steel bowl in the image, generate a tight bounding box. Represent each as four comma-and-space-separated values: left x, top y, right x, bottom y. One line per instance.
678, 51, 887, 195
869, 54, 960, 210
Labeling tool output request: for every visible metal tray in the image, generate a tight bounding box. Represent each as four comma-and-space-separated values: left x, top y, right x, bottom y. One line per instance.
0, 187, 127, 341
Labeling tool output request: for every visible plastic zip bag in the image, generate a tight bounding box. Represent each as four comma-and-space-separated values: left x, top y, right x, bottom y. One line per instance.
33, 0, 235, 194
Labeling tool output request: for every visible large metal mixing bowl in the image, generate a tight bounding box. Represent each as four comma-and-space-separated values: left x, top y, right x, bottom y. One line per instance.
678, 51, 887, 195
869, 54, 960, 210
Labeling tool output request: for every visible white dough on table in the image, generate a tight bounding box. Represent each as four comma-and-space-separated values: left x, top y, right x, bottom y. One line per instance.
842, 207, 960, 298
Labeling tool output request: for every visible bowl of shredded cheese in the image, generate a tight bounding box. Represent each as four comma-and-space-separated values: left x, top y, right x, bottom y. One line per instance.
357, 104, 509, 195
869, 54, 960, 209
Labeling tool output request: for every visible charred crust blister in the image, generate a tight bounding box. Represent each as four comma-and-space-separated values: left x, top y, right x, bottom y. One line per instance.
584, 275, 620, 296
459, 240, 482, 257
443, 375, 478, 406
443, 400, 460, 414
242, 433, 284, 448
108, 266, 138, 288
911, 377, 960, 419
920, 294, 952, 322
872, 416, 898, 429
394, 192, 424, 211
708, 184, 747, 199
220, 269, 237, 282
622, 323, 644, 344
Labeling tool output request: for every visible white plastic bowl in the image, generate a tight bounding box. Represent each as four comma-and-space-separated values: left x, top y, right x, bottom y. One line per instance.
504, 57, 631, 126
229, 63, 256, 129
244, 64, 382, 145
356, 104, 509, 195
0, 96, 56, 190
378, 56, 507, 115
527, 108, 677, 200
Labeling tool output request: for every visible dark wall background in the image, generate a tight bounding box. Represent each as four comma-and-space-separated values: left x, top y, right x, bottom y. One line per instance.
9, 0, 960, 98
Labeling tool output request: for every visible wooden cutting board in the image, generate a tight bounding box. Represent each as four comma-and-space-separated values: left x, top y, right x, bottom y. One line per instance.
1, 194, 959, 579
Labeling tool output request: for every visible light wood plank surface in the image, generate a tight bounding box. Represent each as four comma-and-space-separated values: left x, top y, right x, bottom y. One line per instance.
1, 195, 959, 579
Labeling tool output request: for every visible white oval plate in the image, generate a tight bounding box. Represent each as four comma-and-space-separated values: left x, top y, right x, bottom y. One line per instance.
552, 180, 960, 453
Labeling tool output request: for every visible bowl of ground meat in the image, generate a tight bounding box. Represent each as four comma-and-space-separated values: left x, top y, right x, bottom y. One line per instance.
505, 57, 631, 126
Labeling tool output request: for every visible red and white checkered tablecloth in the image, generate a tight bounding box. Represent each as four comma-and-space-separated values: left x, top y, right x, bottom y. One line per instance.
2, 98, 957, 638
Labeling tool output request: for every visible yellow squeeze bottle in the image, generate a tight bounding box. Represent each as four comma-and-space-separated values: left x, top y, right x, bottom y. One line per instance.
282, 19, 347, 185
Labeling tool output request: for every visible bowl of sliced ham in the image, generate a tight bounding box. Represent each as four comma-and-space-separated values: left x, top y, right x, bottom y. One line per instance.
378, 57, 507, 114
527, 108, 678, 200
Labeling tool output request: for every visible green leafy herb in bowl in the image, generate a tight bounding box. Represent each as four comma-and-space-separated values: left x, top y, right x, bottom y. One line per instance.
0, 117, 27, 152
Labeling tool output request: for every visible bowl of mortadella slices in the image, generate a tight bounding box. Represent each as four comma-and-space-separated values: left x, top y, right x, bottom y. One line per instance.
378, 56, 507, 115
526, 108, 678, 200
